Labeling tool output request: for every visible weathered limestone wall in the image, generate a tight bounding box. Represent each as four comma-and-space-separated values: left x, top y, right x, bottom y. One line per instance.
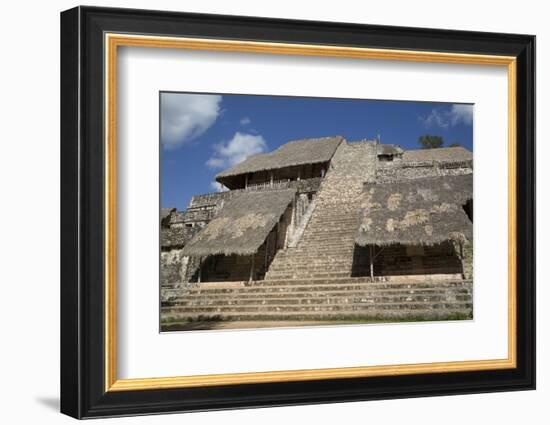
188, 178, 322, 210
170, 209, 213, 226
376, 160, 473, 183
160, 249, 183, 285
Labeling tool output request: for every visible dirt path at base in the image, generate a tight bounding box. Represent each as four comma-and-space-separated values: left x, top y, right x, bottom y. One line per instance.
161, 320, 360, 332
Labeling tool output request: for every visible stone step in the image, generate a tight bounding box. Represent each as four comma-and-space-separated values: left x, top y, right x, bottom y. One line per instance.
308, 217, 358, 221
278, 251, 355, 258
302, 232, 355, 236
269, 257, 356, 263
279, 255, 353, 261
303, 230, 351, 236
268, 262, 355, 268
264, 276, 468, 284
280, 246, 354, 251
298, 239, 355, 245
268, 258, 355, 265
267, 265, 354, 272
266, 268, 354, 275
167, 294, 471, 307
265, 272, 353, 279
306, 220, 358, 226
181, 283, 471, 294
270, 255, 355, 262
161, 309, 472, 323
300, 229, 356, 235
163, 301, 472, 314
186, 282, 472, 295
168, 287, 471, 301
274, 253, 354, 259
302, 222, 356, 227
308, 210, 358, 216
266, 262, 351, 268
307, 220, 357, 225
292, 239, 355, 244
308, 214, 359, 219
191, 276, 470, 288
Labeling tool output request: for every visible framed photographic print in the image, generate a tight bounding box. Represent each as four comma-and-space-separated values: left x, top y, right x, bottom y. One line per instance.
60, 6, 535, 419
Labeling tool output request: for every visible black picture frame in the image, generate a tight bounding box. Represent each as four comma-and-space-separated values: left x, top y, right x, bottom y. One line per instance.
61, 5, 535, 419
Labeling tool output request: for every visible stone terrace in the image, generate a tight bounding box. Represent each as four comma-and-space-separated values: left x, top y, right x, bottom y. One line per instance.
161, 277, 473, 324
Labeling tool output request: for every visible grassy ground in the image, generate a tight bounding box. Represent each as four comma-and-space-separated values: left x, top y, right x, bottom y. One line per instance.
161, 313, 471, 332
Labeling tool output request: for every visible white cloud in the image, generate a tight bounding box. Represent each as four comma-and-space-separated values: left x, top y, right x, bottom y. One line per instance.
205, 157, 226, 169
240, 116, 251, 125
449, 104, 473, 126
420, 104, 473, 129
206, 132, 267, 170
161, 93, 222, 149
421, 109, 450, 128
210, 181, 227, 192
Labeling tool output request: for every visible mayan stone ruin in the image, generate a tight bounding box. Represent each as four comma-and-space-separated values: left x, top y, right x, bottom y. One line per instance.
160, 136, 473, 328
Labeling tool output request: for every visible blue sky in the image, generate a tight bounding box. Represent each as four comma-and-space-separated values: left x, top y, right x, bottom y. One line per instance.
161, 92, 473, 210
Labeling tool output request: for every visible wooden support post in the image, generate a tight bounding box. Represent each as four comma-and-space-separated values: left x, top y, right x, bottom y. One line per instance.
264, 237, 268, 270
249, 253, 255, 282
459, 242, 466, 279
274, 222, 279, 250
290, 198, 296, 239
369, 246, 374, 280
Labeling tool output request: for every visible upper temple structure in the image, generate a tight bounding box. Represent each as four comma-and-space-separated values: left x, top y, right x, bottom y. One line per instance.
161, 136, 473, 324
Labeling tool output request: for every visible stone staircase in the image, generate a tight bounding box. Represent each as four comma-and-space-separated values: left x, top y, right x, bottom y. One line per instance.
161, 277, 473, 323
264, 141, 376, 280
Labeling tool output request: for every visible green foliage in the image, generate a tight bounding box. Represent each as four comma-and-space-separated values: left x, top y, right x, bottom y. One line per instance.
448, 142, 461, 147
418, 134, 444, 149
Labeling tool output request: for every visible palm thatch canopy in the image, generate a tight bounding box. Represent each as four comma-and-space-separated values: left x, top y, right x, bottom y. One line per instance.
377, 144, 404, 156
215, 136, 344, 182
182, 189, 296, 256
402, 146, 472, 163
355, 175, 472, 247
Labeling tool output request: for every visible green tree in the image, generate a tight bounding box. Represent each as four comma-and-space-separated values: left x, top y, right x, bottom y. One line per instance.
448, 142, 461, 147
418, 134, 444, 149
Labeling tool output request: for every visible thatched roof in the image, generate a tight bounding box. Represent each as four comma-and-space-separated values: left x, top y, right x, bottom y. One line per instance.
182, 189, 296, 256
215, 136, 343, 180
355, 175, 472, 247
161, 226, 198, 249
402, 146, 472, 163
377, 144, 404, 156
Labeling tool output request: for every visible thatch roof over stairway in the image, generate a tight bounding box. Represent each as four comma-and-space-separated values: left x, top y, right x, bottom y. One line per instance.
355, 174, 473, 247
182, 189, 296, 257
215, 136, 344, 181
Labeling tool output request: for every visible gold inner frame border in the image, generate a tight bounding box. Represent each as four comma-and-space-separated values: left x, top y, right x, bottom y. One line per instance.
104, 33, 517, 392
